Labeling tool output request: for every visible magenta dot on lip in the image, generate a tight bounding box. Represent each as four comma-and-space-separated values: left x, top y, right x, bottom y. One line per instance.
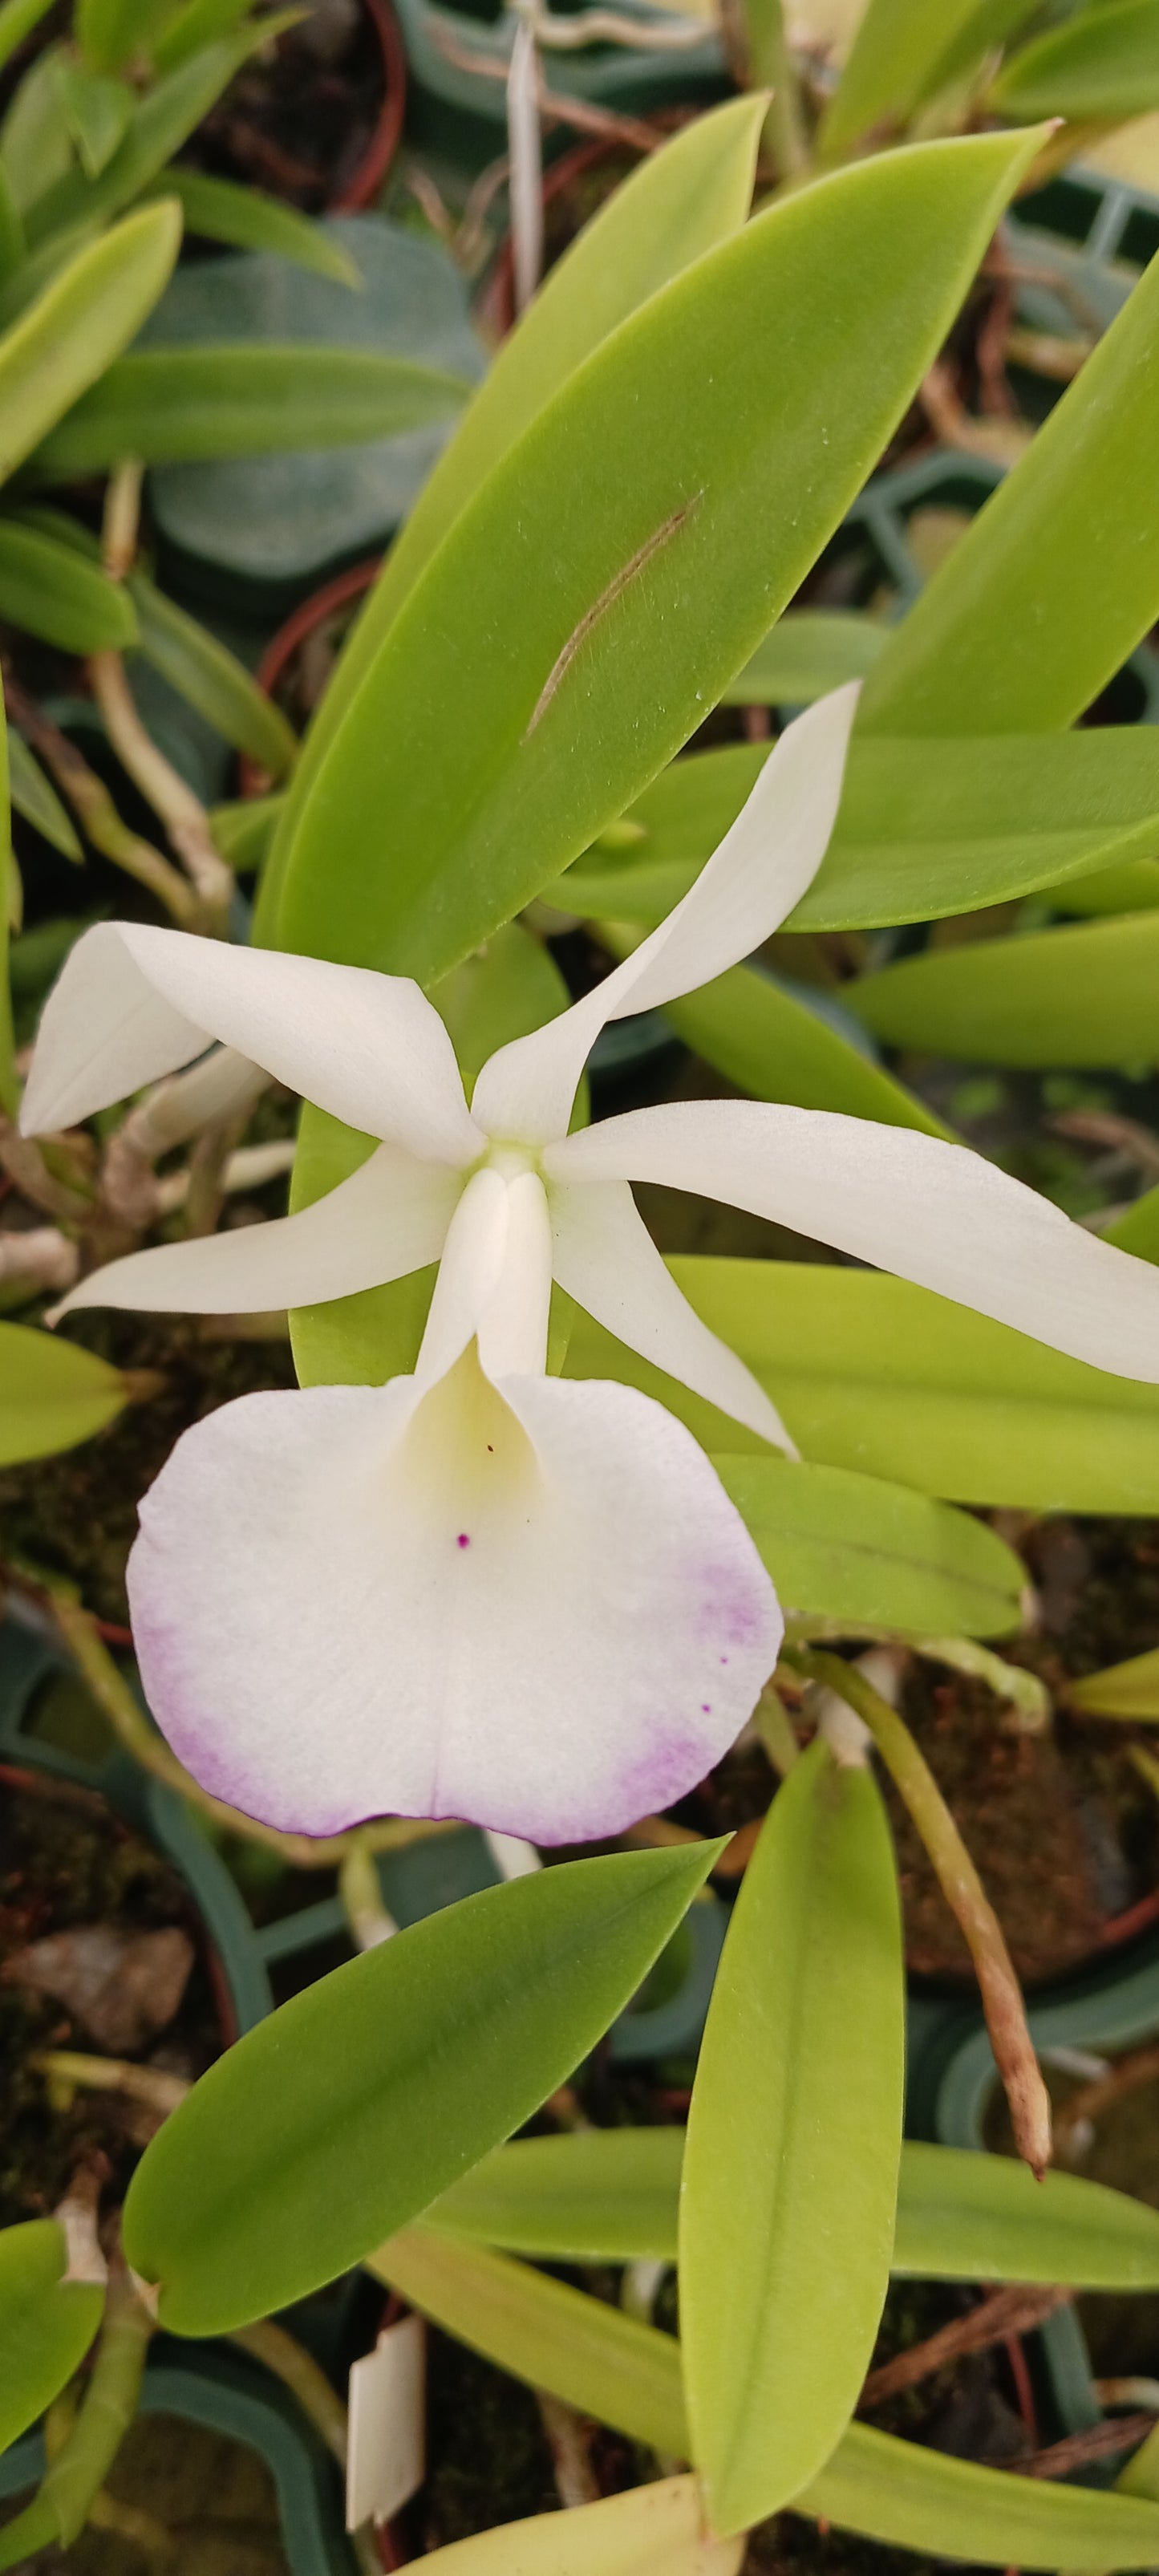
456, 1532, 471, 1549
701, 1702, 711, 1714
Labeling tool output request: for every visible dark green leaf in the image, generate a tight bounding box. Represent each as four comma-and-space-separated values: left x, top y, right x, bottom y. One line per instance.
122, 1844, 723, 2336
993, 0, 1159, 121
0, 517, 136, 651
29, 343, 470, 474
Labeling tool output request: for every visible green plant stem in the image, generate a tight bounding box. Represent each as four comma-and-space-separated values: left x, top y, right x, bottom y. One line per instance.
339, 1828, 398, 1949
743, 0, 807, 180
781, 1642, 1052, 2176
11, 1558, 460, 1874
914, 1636, 1050, 1734
0, 2261, 152, 2569
753, 1677, 800, 1775
230, 2321, 348, 2466
34, 2049, 189, 2120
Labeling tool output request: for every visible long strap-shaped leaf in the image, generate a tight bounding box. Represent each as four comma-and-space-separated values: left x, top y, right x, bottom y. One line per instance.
425, 2128, 1159, 2289
0, 197, 179, 484
681, 1737, 904, 2533
861, 235, 1159, 736
275, 128, 1044, 988
27, 345, 471, 475
374, 2229, 1159, 2567
258, 96, 768, 923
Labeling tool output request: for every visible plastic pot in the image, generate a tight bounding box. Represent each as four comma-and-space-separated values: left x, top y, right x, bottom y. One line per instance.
0, 2342, 355, 2576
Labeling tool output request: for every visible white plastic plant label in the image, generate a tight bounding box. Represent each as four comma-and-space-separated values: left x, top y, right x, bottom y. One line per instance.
346, 2311, 426, 2532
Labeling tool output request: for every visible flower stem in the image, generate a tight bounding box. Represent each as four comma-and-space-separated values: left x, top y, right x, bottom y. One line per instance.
0, 2257, 152, 2562
780, 1641, 1052, 2176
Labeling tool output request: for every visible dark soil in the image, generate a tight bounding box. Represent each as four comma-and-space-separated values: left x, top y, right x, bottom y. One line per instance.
0, 1769, 221, 2227
181, 2, 391, 213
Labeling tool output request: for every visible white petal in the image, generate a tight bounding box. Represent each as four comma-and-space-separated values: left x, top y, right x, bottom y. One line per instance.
128, 1349, 782, 1843
415, 1164, 553, 1386
53, 1143, 462, 1317
470, 685, 859, 1146
549, 1174, 796, 1450
549, 1099, 1159, 1382
20, 922, 481, 1166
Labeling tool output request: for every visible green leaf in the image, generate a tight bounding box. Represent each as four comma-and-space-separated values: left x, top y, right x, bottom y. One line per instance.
76, 0, 172, 75
51, 59, 133, 176
29, 343, 470, 475
375, 2229, 689, 2456
0, 517, 136, 651
428, 2128, 687, 2262
374, 2231, 1159, 2568
428, 2130, 1159, 2289
1105, 1181, 1159, 1261
289, 924, 577, 1391
128, 566, 296, 773
0, 161, 23, 283
562, 728, 1159, 935
0, 680, 13, 1111
817, 0, 1041, 157
0, 2220, 104, 2452
0, 1320, 128, 1462
149, 0, 255, 75
846, 913, 1159, 1067
0, 198, 180, 485
274, 130, 1044, 984
145, 168, 361, 283
721, 609, 885, 706
659, 959, 951, 1137
564, 1256, 1159, 1511
261, 97, 770, 923
1050, 857, 1159, 918
682, 1738, 903, 2532
8, 727, 82, 858
993, 0, 1159, 120
0, 47, 72, 217
713, 1453, 1023, 1637
399, 2479, 740, 2576
22, 18, 299, 245
122, 1844, 723, 2337
861, 243, 1159, 737
1068, 1644, 1159, 1718
0, 0, 55, 79
208, 792, 284, 870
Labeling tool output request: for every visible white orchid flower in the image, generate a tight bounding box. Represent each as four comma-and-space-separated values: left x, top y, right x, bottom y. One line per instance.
22, 683, 1159, 1843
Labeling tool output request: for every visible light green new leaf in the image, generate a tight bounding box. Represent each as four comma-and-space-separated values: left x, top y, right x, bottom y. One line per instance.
289, 925, 577, 1390
428, 2129, 1159, 2290
148, 169, 362, 284
30, 344, 469, 476
122, 1844, 723, 2336
1068, 1645, 1159, 1718
375, 2231, 1159, 2567
8, 728, 82, 858
659, 962, 950, 1137
561, 728, 1159, 936
861, 241, 1159, 737
0, 518, 136, 651
22, 18, 298, 243
0, 2220, 104, 2452
564, 1257, 1159, 1511
415, 2479, 741, 2576
0, 1321, 128, 1462
0, 683, 12, 1111
993, 0, 1159, 121
682, 1738, 903, 2532
265, 98, 768, 899
847, 914, 1159, 1068
52, 59, 133, 176
721, 609, 885, 706
817, 0, 1040, 157
275, 130, 1044, 984
0, 197, 180, 485
714, 1453, 1022, 1637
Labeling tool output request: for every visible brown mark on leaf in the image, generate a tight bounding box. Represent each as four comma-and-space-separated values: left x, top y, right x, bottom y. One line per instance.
523, 497, 701, 742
